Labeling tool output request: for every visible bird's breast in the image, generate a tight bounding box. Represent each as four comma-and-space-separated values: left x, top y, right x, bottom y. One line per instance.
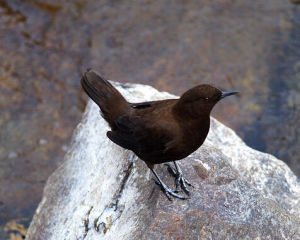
181, 118, 210, 152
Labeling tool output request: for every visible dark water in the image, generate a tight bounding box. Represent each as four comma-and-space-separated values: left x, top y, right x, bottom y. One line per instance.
0, 0, 299, 239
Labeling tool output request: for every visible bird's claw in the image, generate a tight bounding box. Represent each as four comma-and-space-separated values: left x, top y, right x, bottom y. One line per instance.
154, 179, 186, 200
164, 163, 193, 195
175, 173, 193, 195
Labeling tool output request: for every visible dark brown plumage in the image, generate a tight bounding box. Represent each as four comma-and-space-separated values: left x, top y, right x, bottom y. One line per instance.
81, 69, 239, 200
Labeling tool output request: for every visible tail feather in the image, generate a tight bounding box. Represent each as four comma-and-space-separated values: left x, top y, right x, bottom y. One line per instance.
81, 70, 130, 129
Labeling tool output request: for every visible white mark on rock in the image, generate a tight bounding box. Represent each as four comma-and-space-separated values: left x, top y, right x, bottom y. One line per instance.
39, 139, 48, 145
194, 158, 211, 171
94, 204, 124, 234
62, 145, 68, 152
8, 152, 17, 159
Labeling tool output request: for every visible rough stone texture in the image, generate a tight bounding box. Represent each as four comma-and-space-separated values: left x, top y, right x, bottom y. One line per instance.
26, 83, 300, 240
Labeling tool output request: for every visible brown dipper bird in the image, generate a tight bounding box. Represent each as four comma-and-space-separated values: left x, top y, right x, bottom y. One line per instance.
81, 69, 239, 200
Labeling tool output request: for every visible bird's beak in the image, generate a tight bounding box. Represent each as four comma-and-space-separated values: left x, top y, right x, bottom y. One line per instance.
221, 91, 239, 99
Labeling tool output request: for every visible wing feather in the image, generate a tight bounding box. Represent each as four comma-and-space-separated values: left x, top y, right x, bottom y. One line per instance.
106, 115, 175, 156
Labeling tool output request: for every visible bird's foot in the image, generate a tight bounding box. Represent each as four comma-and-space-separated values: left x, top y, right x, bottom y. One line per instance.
154, 179, 187, 201
165, 163, 193, 195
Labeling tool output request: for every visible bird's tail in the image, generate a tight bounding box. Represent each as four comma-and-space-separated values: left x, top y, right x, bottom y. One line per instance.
81, 69, 130, 129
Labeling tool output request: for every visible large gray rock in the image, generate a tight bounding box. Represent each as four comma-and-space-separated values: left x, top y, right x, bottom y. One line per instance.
26, 82, 300, 240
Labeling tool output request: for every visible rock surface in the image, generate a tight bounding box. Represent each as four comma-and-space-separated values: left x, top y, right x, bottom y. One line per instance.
26, 82, 300, 240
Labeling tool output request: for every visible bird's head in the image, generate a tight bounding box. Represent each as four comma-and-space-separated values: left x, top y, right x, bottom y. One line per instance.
175, 84, 239, 118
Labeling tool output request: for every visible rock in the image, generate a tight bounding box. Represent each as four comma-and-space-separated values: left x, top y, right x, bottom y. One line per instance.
291, 0, 300, 4
26, 82, 300, 240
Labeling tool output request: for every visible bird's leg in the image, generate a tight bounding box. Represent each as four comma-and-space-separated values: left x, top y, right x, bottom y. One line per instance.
165, 162, 193, 195
149, 167, 186, 201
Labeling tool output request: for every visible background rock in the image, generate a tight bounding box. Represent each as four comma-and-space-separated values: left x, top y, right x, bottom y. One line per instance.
26, 82, 300, 240
2, 1, 300, 238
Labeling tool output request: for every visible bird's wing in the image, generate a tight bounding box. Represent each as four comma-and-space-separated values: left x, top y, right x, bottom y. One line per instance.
129, 99, 178, 111
129, 101, 159, 109
106, 114, 175, 155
